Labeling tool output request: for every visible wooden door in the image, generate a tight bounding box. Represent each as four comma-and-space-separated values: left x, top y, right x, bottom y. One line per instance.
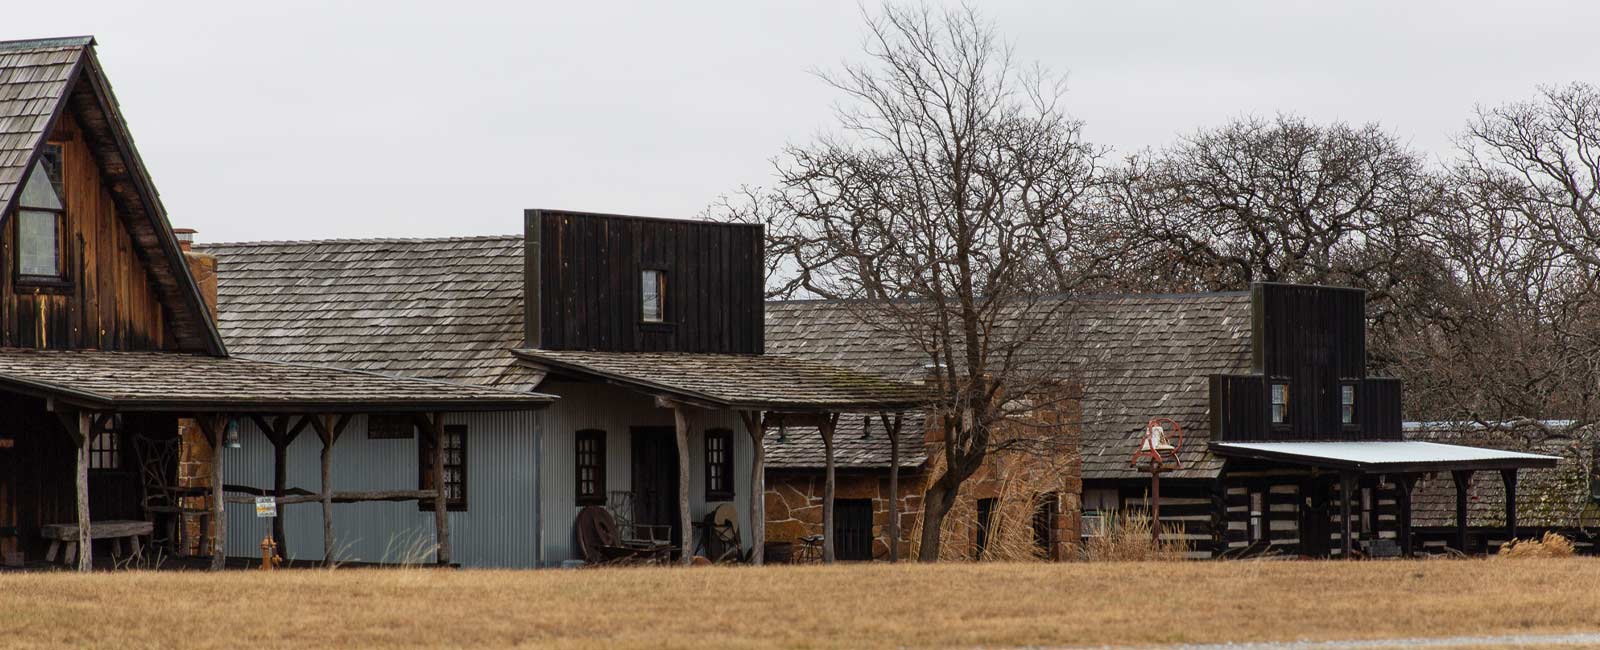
0, 433, 16, 564
1300, 477, 1331, 557
630, 427, 680, 544
833, 499, 874, 561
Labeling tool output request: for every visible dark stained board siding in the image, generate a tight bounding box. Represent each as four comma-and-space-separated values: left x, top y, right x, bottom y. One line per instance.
529, 210, 764, 354
1211, 284, 1401, 442
0, 110, 168, 351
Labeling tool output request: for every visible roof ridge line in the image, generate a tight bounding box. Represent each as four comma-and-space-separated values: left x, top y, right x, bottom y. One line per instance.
198, 234, 524, 248
0, 36, 95, 51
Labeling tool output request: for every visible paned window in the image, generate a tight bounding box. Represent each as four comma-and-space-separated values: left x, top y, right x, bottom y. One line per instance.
576, 429, 606, 505
17, 145, 64, 280
1270, 383, 1290, 425
419, 424, 467, 510
641, 269, 666, 322
704, 428, 734, 501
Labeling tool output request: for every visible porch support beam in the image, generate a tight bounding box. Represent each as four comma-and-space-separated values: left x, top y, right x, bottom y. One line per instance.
309, 414, 352, 567
879, 412, 904, 562
413, 413, 452, 566
1396, 473, 1417, 557
1338, 471, 1356, 559
672, 403, 693, 566
250, 415, 301, 561
1500, 468, 1519, 542
740, 410, 765, 565
73, 411, 92, 572
1452, 469, 1475, 554
820, 412, 839, 564
193, 414, 228, 570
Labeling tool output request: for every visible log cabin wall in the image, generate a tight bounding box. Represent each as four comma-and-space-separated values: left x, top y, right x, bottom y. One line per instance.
526, 209, 764, 353
0, 110, 168, 350
1210, 284, 1402, 442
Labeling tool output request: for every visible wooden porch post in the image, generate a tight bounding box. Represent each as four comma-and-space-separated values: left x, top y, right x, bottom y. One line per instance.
1338, 471, 1356, 559
1452, 469, 1475, 554
741, 411, 765, 565
197, 415, 228, 570
879, 412, 904, 563
1500, 468, 1519, 542
310, 415, 350, 567
673, 405, 693, 566
1396, 473, 1417, 557
73, 412, 92, 573
820, 412, 839, 563
252, 415, 305, 562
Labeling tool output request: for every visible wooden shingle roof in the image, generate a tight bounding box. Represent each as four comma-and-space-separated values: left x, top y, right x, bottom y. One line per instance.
764, 293, 1255, 479
764, 412, 929, 470
0, 37, 85, 213
513, 348, 928, 411
198, 236, 537, 389
0, 36, 225, 354
0, 348, 553, 412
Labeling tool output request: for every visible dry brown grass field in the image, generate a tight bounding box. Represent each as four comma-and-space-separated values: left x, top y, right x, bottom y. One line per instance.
3, 559, 1598, 649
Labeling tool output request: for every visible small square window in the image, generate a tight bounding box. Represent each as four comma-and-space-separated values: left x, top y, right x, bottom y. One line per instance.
89, 430, 119, 471
1270, 383, 1289, 425
1340, 384, 1356, 425
641, 269, 666, 322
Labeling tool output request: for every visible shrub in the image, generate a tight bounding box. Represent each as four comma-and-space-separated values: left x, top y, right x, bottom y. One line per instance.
1496, 532, 1576, 559
1082, 509, 1189, 561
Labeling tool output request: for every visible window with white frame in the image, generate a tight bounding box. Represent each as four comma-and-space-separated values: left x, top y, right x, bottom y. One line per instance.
1341, 383, 1357, 425
1270, 382, 1290, 425
641, 269, 666, 322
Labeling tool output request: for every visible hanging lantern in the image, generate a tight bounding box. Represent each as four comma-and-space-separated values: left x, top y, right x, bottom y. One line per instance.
224, 417, 243, 449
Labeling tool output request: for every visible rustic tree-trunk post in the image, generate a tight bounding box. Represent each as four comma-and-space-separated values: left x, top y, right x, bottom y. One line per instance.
673, 405, 693, 565
1396, 474, 1417, 557
1339, 472, 1356, 559
310, 414, 348, 567
1500, 468, 1518, 542
204, 415, 227, 570
741, 411, 765, 565
250, 415, 295, 562
879, 412, 904, 562
820, 412, 838, 563
74, 412, 92, 573
1452, 470, 1474, 554
430, 413, 451, 566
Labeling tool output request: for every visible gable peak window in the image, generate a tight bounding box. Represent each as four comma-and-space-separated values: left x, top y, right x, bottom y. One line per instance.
16, 145, 65, 281
1340, 383, 1357, 426
1269, 382, 1290, 425
704, 428, 734, 501
641, 269, 666, 322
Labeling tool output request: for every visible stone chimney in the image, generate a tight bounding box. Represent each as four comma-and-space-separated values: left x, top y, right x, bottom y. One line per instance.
175, 228, 218, 321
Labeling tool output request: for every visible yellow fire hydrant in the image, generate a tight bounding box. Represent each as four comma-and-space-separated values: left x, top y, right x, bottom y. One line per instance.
259, 535, 283, 571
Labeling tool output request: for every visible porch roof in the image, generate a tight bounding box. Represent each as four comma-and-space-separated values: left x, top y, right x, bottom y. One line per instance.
0, 348, 555, 412
512, 349, 927, 412
1210, 440, 1560, 473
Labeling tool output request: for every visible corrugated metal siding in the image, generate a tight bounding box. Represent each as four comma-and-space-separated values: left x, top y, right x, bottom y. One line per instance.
538, 381, 751, 565
224, 411, 542, 567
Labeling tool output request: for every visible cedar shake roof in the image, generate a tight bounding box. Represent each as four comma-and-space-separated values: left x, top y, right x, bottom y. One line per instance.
197, 236, 538, 390
0, 37, 86, 212
765, 293, 1255, 480
1405, 422, 1600, 529
512, 348, 928, 411
0, 348, 554, 412
0, 36, 224, 354
764, 412, 929, 470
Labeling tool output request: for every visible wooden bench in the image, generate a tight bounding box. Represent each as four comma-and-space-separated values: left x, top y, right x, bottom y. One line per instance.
42, 520, 154, 566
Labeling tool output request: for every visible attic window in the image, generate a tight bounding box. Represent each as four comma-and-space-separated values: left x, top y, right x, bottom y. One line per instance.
16, 145, 65, 281
641, 269, 666, 322
1270, 382, 1289, 426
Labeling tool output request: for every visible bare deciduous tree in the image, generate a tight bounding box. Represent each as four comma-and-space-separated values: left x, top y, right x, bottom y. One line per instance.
745, 4, 1110, 561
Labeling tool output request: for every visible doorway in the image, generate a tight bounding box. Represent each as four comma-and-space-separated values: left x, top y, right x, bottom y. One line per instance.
833, 498, 874, 561
630, 427, 681, 546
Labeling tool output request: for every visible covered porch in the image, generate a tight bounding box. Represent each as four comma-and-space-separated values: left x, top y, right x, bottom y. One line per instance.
0, 349, 552, 571
514, 349, 926, 564
1211, 441, 1559, 557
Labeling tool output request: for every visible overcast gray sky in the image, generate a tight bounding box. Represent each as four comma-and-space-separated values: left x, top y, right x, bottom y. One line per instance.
8, 1, 1598, 243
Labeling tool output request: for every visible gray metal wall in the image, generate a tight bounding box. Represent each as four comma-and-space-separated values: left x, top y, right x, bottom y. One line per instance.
224, 411, 542, 567
537, 380, 752, 565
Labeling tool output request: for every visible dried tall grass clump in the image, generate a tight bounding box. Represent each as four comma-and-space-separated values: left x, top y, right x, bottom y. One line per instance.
1082, 509, 1189, 561
1497, 532, 1576, 559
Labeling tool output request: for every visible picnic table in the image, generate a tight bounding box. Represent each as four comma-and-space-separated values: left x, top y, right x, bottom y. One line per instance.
42, 520, 154, 566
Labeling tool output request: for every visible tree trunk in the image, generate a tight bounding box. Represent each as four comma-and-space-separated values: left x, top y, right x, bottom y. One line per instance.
916, 480, 956, 562
820, 414, 837, 563
210, 417, 227, 570
75, 413, 91, 573
882, 413, 902, 563
431, 414, 451, 566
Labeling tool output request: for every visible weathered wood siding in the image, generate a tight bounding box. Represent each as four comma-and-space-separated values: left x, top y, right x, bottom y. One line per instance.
1210, 284, 1402, 442
527, 209, 764, 353
0, 111, 168, 350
